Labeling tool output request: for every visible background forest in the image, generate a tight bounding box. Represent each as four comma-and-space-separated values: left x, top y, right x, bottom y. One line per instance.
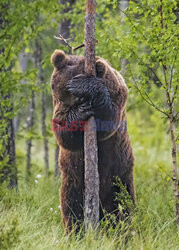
0, 0, 178, 249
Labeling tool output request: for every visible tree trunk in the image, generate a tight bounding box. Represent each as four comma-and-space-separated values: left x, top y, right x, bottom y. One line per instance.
14, 51, 29, 133
120, 0, 129, 75
84, 0, 97, 76
169, 118, 179, 224
55, 0, 76, 176
159, 1, 179, 225
7, 113, 17, 188
34, 40, 49, 176
84, 0, 99, 229
0, 11, 17, 188
58, 0, 76, 40
26, 90, 35, 175
84, 117, 99, 228
0, 92, 17, 188
165, 87, 179, 225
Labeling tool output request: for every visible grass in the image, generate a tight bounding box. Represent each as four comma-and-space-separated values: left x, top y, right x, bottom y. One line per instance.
0, 107, 179, 249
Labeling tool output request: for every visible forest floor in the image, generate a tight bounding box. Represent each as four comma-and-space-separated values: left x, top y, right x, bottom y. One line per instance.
0, 108, 179, 250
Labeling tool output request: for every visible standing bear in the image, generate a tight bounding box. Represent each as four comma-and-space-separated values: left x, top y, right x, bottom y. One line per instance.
50, 50, 134, 232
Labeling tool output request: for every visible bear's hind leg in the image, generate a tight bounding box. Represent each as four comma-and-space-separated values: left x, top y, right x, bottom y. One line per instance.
60, 176, 84, 233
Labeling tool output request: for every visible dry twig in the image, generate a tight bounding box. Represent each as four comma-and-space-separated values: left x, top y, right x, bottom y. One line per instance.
54, 34, 84, 52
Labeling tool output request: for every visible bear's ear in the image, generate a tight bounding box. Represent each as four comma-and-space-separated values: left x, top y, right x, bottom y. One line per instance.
51, 50, 66, 69
96, 59, 107, 78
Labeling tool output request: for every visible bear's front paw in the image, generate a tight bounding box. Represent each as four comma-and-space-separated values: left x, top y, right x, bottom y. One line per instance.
78, 102, 94, 121
67, 101, 94, 123
66, 75, 95, 101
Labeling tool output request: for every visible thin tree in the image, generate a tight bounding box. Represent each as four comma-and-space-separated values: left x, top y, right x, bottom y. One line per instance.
54, 0, 76, 178
0, 9, 17, 188
58, 0, 76, 41
120, 0, 129, 76
34, 39, 49, 176
158, 4, 179, 224
26, 40, 49, 176
26, 45, 36, 175
84, 0, 99, 229
120, 0, 179, 224
0, 94, 17, 188
14, 51, 28, 133
26, 89, 35, 176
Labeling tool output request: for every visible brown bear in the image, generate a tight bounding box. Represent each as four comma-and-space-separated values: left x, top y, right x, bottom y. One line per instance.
50, 50, 135, 232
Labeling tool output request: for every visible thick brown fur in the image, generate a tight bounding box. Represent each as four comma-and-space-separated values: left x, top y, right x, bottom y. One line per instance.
50, 50, 135, 233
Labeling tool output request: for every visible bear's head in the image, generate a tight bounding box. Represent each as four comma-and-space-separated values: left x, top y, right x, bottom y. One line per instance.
50, 50, 107, 105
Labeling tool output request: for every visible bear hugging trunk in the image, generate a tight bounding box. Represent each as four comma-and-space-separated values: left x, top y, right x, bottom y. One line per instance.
50, 50, 135, 233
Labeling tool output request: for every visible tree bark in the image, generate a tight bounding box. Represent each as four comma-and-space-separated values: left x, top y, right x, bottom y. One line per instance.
26, 90, 35, 175
0, 95, 17, 188
14, 51, 28, 133
58, 0, 76, 40
0, 10, 17, 188
166, 87, 179, 224
84, 0, 97, 76
120, 0, 129, 75
164, 79, 179, 226
166, 89, 179, 225
84, 0, 99, 229
34, 40, 49, 176
159, 1, 179, 225
169, 118, 179, 224
55, 0, 76, 176
7, 113, 17, 188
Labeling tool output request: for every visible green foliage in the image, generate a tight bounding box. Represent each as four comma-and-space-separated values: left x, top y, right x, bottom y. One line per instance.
0, 217, 21, 250
0, 0, 60, 103
114, 177, 135, 216
119, 0, 178, 116
0, 0, 60, 179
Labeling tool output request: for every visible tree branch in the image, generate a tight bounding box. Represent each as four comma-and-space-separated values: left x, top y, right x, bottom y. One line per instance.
171, 85, 178, 105
128, 63, 169, 118
54, 34, 85, 53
